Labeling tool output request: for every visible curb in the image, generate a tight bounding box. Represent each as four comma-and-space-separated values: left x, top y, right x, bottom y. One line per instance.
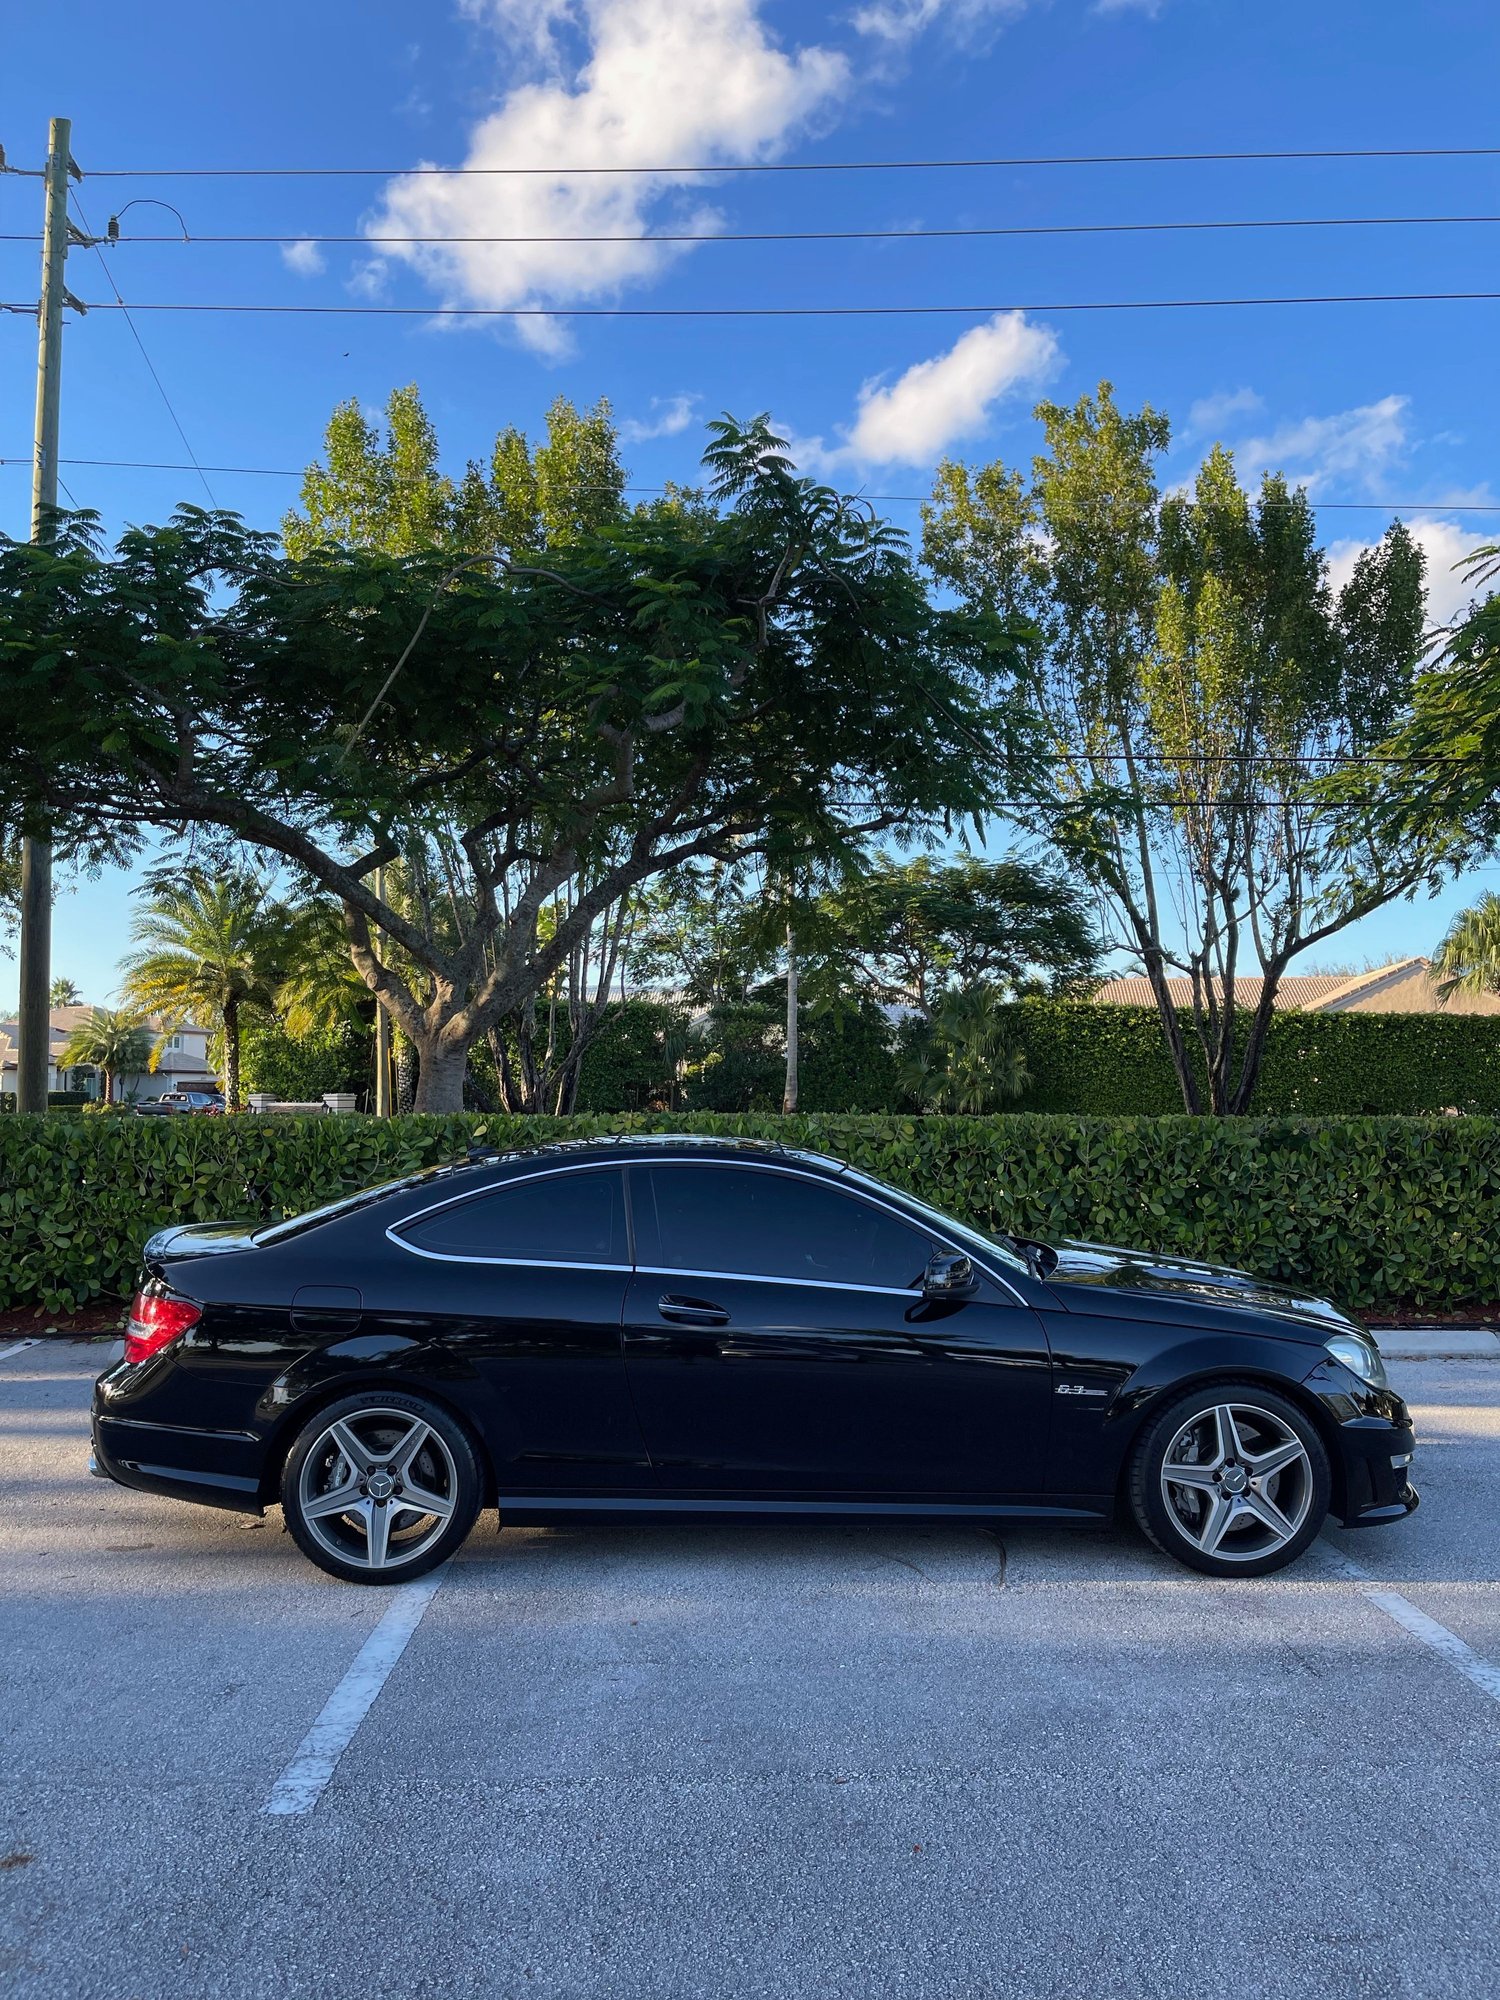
1368, 1327, 1500, 1362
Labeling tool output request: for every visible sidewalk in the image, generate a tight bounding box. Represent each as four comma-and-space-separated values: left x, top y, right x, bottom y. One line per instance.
1368, 1325, 1500, 1361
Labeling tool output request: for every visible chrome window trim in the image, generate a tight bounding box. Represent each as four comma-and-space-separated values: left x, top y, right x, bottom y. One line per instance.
383, 1152, 1029, 1306
635, 1264, 919, 1300
391, 1244, 633, 1273
387, 1160, 629, 1269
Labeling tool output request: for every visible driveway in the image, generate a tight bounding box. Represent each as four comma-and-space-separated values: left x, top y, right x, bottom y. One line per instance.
2, 1339, 1497, 1999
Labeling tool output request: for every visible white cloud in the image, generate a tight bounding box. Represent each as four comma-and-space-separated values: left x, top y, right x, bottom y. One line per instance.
1233, 394, 1411, 496
619, 393, 700, 443
366, 0, 848, 354
794, 311, 1059, 470
1186, 386, 1264, 436
851, 0, 1031, 44
1327, 519, 1494, 634
280, 238, 326, 277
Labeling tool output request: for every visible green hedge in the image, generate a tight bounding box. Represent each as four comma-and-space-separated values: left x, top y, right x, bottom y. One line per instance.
3, 1111, 1498, 1314
1004, 1001, 1500, 1115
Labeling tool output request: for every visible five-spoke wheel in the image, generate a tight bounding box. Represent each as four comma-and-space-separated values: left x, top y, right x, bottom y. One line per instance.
281, 1391, 481, 1584
1129, 1382, 1331, 1576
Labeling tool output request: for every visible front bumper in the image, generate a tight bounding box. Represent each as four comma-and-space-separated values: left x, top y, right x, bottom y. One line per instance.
1333, 1416, 1420, 1528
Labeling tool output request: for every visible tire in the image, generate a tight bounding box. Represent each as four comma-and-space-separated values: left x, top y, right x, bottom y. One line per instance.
1128, 1381, 1331, 1578
280, 1390, 482, 1585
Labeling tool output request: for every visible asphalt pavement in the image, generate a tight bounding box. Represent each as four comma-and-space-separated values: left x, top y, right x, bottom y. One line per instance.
2, 1339, 1498, 2000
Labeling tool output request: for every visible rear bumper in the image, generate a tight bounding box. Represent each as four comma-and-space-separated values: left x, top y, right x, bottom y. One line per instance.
1334, 1416, 1420, 1528
90, 1410, 266, 1515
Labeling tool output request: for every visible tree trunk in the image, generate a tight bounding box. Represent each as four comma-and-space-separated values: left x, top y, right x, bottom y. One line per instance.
103, 1067, 115, 1106
223, 994, 241, 1112
411, 1039, 467, 1114
394, 1032, 417, 1115
783, 921, 799, 1115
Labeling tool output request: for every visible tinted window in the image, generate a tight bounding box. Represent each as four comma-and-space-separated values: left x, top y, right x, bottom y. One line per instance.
398, 1170, 626, 1265
641, 1165, 930, 1289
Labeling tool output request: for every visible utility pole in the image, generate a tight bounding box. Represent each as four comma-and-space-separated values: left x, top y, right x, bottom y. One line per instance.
373, 866, 392, 1116
15, 118, 79, 1114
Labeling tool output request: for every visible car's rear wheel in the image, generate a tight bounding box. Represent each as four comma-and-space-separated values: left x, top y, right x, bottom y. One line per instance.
281, 1391, 481, 1584
1128, 1382, 1330, 1577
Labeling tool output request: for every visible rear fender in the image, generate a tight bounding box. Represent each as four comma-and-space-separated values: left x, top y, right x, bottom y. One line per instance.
255, 1337, 512, 1504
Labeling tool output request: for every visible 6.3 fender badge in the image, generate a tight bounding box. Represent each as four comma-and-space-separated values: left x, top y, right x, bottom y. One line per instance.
1056, 1383, 1108, 1398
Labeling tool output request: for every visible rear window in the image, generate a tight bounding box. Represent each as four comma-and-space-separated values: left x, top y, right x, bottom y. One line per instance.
394, 1169, 627, 1266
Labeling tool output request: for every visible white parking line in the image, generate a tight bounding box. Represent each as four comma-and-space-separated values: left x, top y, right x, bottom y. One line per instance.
261, 1566, 448, 1817
1319, 1542, 1500, 1709
0, 1338, 41, 1364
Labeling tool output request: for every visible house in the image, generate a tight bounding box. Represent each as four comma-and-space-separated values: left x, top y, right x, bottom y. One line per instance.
0, 1006, 218, 1100
1088, 956, 1500, 1017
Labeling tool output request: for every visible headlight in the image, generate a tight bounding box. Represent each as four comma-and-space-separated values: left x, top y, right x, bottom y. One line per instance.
1325, 1331, 1389, 1390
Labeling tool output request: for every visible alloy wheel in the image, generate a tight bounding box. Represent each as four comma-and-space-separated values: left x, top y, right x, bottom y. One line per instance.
296, 1407, 459, 1574
1159, 1401, 1314, 1563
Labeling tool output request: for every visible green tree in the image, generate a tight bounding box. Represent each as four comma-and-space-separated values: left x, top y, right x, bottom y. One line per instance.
48, 976, 80, 1006
1434, 890, 1500, 997
282, 386, 456, 560
119, 871, 285, 1110
1350, 542, 1500, 871
924, 383, 1434, 1113
57, 1006, 152, 1104
828, 854, 1099, 1014
2, 420, 1036, 1112
898, 988, 1031, 1114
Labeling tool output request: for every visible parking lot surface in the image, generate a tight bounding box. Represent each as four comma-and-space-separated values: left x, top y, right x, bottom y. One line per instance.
3, 1340, 1498, 1999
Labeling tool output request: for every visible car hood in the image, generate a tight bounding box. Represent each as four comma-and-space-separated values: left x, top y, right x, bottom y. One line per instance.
1046, 1238, 1361, 1338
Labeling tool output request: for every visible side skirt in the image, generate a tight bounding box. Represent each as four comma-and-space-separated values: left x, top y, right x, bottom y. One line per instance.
495, 1494, 1111, 1527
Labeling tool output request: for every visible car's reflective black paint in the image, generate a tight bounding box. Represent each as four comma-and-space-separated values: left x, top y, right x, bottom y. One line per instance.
92, 1137, 1418, 1557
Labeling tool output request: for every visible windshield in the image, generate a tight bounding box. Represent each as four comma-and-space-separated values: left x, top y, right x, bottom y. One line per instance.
838, 1167, 1032, 1277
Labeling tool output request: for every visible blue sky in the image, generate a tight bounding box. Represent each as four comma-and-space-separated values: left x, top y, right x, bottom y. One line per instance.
4, 0, 1500, 1004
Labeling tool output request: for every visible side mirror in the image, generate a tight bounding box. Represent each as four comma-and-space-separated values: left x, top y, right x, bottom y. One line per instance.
923, 1250, 978, 1301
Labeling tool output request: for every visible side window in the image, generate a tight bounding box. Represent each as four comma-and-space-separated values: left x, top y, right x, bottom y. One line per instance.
639, 1166, 930, 1290
396, 1170, 626, 1266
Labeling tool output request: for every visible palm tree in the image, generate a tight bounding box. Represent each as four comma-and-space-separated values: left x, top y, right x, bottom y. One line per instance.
898, 988, 1031, 1114
274, 897, 370, 1036
49, 976, 81, 1007
57, 1008, 153, 1104
121, 871, 283, 1111
1434, 893, 1500, 999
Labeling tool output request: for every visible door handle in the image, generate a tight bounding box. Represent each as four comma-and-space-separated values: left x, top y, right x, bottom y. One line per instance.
658, 1294, 730, 1326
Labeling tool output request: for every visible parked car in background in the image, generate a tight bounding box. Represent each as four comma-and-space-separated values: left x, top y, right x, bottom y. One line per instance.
130, 1099, 183, 1117
159, 1087, 225, 1115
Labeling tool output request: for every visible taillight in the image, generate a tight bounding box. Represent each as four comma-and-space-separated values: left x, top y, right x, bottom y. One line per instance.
124, 1290, 202, 1365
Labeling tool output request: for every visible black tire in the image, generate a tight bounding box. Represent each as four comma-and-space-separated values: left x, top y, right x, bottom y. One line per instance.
280, 1389, 482, 1585
1128, 1380, 1331, 1578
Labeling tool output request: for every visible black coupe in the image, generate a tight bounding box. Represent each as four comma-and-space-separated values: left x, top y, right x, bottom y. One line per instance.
91, 1136, 1418, 1583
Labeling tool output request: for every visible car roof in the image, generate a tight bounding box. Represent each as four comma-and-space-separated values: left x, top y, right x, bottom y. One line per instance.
469, 1134, 849, 1176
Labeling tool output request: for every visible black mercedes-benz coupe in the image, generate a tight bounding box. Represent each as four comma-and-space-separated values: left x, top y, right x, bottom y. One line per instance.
91, 1136, 1418, 1584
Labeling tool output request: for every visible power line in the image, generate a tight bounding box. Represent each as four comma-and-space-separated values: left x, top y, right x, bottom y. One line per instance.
2, 458, 1496, 514
66, 193, 217, 508
8, 213, 1500, 247
16, 288, 1500, 319
78, 145, 1500, 179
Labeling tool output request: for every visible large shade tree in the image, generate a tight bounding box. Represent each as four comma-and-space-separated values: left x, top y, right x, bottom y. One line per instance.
923, 383, 1436, 1113
0, 421, 1036, 1111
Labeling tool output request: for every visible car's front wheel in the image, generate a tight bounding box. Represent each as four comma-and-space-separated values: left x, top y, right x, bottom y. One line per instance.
1128, 1382, 1330, 1577
281, 1391, 482, 1584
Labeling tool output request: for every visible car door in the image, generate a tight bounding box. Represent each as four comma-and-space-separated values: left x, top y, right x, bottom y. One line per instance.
387, 1165, 651, 1491
622, 1161, 1053, 1497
